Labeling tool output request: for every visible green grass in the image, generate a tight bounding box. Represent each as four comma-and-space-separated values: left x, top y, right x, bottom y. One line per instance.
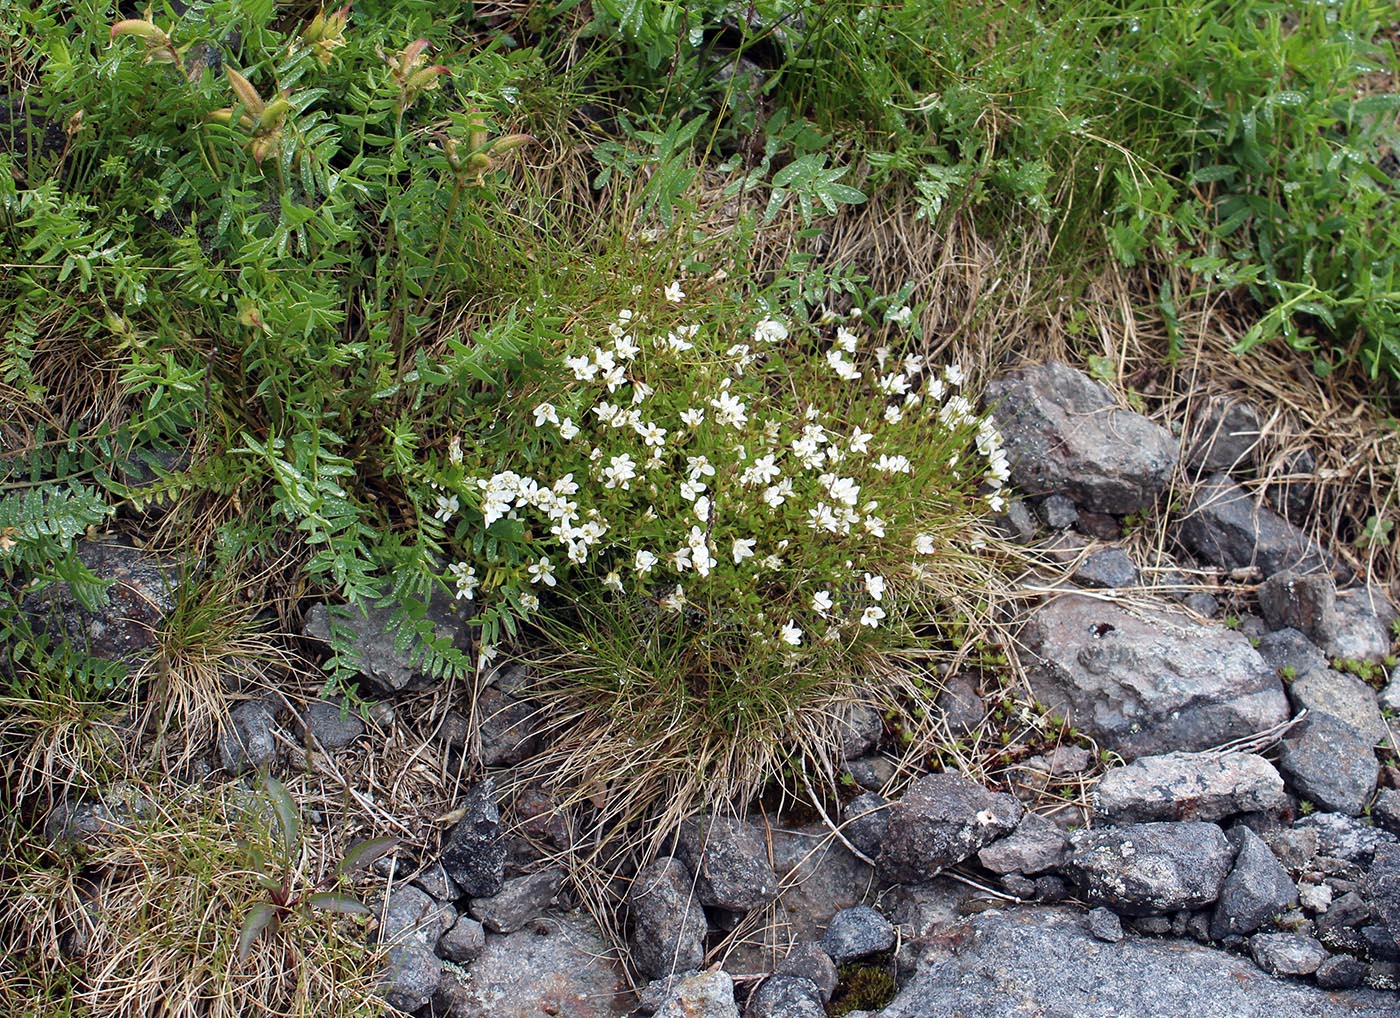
0, 0, 1397, 1001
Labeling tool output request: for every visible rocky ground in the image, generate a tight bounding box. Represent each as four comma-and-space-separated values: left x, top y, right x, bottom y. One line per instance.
29, 359, 1400, 1017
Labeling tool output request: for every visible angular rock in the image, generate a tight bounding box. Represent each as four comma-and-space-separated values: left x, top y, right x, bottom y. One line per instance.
437, 915, 485, 963
676, 816, 779, 912
845, 755, 896, 792
628, 858, 708, 979
1249, 933, 1328, 976
743, 975, 824, 1018
382, 940, 443, 1013
1379, 671, 1400, 714
1371, 789, 1400, 837
1325, 587, 1396, 664
382, 883, 457, 947
216, 701, 277, 774
983, 361, 1178, 513
976, 811, 1068, 875
302, 593, 473, 693
446, 912, 631, 1017
1037, 494, 1080, 529
878, 906, 1397, 1018
934, 674, 984, 734
1063, 821, 1233, 916
1254, 627, 1329, 679
876, 772, 1022, 883
1087, 906, 1124, 942
1316, 954, 1368, 990
472, 687, 541, 766
1094, 751, 1286, 824
1296, 813, 1399, 866
836, 702, 885, 762
1278, 714, 1378, 816
301, 697, 365, 749
468, 868, 564, 934
379, 884, 455, 1012
774, 944, 837, 1003
1176, 474, 1329, 578
1073, 548, 1139, 589
1184, 397, 1260, 475
1209, 826, 1299, 939
843, 792, 890, 859
1258, 570, 1337, 645
1363, 844, 1400, 952
439, 781, 506, 897
412, 861, 459, 902
1021, 595, 1289, 759
653, 969, 739, 1018
1287, 669, 1387, 747
821, 905, 895, 963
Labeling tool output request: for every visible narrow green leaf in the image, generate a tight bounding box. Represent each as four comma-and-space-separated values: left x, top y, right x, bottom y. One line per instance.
307, 892, 372, 915
237, 904, 280, 963
336, 836, 399, 876
262, 773, 300, 861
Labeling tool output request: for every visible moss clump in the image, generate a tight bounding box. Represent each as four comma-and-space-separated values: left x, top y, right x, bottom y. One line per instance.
829, 960, 898, 1016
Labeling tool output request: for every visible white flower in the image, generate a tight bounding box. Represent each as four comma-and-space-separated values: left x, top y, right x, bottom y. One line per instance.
753, 318, 788, 344
520, 592, 540, 612
612, 333, 641, 361
600, 364, 626, 392
679, 479, 707, 502
876, 454, 912, 474
812, 590, 833, 614
807, 502, 839, 533
883, 404, 904, 424
740, 454, 782, 487
874, 345, 890, 369
835, 326, 859, 353
671, 546, 693, 572
903, 354, 924, 375
477, 642, 498, 670
632, 381, 653, 405
685, 455, 715, 480
826, 349, 863, 381
558, 417, 580, 440
693, 496, 710, 523
710, 391, 748, 429
987, 493, 1007, 512
864, 572, 885, 600
914, 533, 936, 555
528, 556, 557, 587
732, 538, 757, 564
849, 426, 874, 455
825, 474, 861, 506
447, 436, 463, 465
859, 605, 886, 628
664, 280, 685, 303
565, 355, 597, 380
927, 376, 947, 401
634, 419, 667, 448
664, 330, 695, 353
602, 453, 638, 490
592, 401, 623, 425
553, 472, 579, 496
887, 305, 913, 327
634, 549, 657, 574
661, 586, 686, 612
433, 493, 459, 523
448, 562, 478, 600
602, 570, 624, 593
779, 620, 803, 646
877, 372, 910, 396
944, 362, 964, 386
533, 402, 559, 427
762, 479, 792, 509
689, 534, 714, 576
760, 553, 782, 570
863, 515, 886, 538
680, 407, 705, 427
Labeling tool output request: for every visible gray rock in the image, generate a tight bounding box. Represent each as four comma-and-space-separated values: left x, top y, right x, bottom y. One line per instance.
469, 687, 542, 766
1087, 906, 1124, 942
1078, 510, 1122, 541
439, 781, 506, 897
836, 702, 885, 762
302, 697, 365, 749
1258, 571, 1338, 644
1278, 715, 1378, 815
216, 701, 278, 774
877, 906, 1396, 1017
1175, 474, 1329, 578
993, 499, 1039, 543
843, 792, 890, 859
1264, 827, 1320, 873
1073, 548, 1139, 589
637, 972, 699, 1015
1094, 751, 1286, 824
976, 811, 1068, 875
1037, 494, 1080, 529
1210, 827, 1299, 939
44, 785, 149, 846
1021, 595, 1289, 759
876, 772, 1023, 883
821, 905, 895, 963
983, 361, 1178, 513
302, 593, 473, 693
1363, 844, 1400, 952
437, 915, 485, 962
845, 755, 897, 791
1019, 745, 1094, 777
382, 940, 443, 1013
1184, 397, 1260, 475
743, 975, 824, 1018
1183, 591, 1220, 617
23, 541, 176, 662
629, 858, 708, 979
934, 674, 984, 734
1316, 954, 1368, 989
1255, 627, 1331, 680
1249, 933, 1328, 976
1367, 959, 1400, 991
1296, 812, 1399, 866
774, 943, 837, 1003
382, 883, 457, 947
653, 969, 739, 1018
1288, 669, 1387, 747
468, 868, 564, 933
412, 861, 459, 902
446, 912, 631, 1017
676, 816, 779, 912
1299, 881, 1333, 914
1063, 822, 1233, 915
1325, 587, 1396, 664
1380, 670, 1400, 714
1371, 789, 1400, 837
